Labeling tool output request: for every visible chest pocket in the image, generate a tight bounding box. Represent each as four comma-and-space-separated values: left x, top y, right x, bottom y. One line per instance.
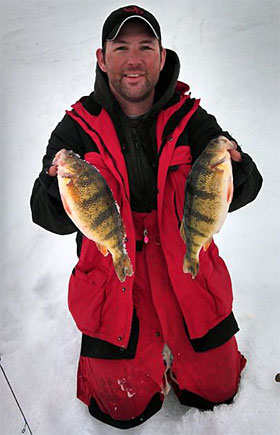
84, 151, 123, 210
168, 145, 192, 222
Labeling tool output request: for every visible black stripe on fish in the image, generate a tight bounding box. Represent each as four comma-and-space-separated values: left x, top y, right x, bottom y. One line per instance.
185, 225, 207, 238
103, 227, 119, 242
91, 205, 117, 229
186, 187, 216, 200
81, 190, 106, 209
189, 162, 210, 177
188, 208, 215, 224
187, 240, 201, 249
112, 242, 122, 251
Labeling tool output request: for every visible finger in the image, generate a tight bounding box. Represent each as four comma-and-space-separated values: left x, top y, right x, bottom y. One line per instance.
229, 148, 242, 162
48, 165, 58, 176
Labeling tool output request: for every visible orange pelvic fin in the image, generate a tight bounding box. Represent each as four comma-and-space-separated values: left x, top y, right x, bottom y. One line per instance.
227, 177, 234, 203
61, 194, 72, 216
96, 243, 109, 257
203, 238, 212, 251
180, 221, 186, 243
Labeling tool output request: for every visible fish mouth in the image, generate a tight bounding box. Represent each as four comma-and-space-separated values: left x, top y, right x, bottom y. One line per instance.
52, 149, 67, 165
52, 149, 78, 178
52, 149, 80, 166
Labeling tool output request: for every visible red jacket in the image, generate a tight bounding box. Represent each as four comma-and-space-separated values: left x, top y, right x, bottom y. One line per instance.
66, 82, 237, 351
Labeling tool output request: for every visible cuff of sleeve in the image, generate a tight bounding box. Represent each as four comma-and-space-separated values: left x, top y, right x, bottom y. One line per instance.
38, 170, 61, 201
232, 152, 254, 188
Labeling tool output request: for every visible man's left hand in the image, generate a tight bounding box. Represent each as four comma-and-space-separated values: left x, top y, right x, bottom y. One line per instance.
229, 140, 242, 162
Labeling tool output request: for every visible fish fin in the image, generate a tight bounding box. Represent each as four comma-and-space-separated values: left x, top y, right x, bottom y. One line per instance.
210, 156, 226, 170
183, 255, 199, 279
227, 177, 234, 203
113, 253, 134, 282
60, 172, 75, 178
61, 194, 72, 216
203, 238, 212, 251
96, 243, 109, 257
180, 221, 186, 243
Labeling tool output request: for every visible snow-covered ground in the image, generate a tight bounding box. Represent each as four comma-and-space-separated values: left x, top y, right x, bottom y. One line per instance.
1, 1, 279, 434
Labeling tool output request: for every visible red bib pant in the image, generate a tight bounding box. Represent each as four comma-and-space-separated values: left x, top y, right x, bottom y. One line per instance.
77, 211, 246, 429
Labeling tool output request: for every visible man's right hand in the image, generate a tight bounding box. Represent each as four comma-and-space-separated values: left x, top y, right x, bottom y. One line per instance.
48, 165, 58, 177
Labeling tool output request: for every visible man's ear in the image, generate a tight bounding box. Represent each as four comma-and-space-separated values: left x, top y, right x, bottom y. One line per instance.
96, 48, 107, 73
160, 47, 167, 72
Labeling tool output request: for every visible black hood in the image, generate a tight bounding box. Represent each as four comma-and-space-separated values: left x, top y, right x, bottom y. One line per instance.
93, 49, 180, 118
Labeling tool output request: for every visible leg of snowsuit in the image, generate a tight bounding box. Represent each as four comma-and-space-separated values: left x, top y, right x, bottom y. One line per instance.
76, 211, 246, 428
77, 212, 167, 428
142, 211, 246, 409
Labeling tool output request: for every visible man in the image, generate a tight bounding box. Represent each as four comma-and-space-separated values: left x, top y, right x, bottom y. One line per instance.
30, 5, 262, 429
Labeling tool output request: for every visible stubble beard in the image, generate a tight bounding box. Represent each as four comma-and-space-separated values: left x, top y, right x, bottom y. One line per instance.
111, 74, 156, 103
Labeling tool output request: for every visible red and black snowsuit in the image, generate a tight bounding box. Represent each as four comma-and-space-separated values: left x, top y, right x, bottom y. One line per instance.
30, 49, 262, 429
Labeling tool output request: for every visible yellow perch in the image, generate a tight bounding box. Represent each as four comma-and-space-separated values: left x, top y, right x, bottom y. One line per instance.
180, 136, 235, 278
53, 149, 133, 282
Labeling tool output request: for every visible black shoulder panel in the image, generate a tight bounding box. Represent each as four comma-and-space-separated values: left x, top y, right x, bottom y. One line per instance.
81, 93, 103, 116
161, 98, 196, 144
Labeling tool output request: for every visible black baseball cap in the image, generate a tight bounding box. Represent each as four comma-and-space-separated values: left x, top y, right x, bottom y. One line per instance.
102, 5, 161, 46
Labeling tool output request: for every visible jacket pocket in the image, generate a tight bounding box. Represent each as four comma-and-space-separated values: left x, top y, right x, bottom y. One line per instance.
84, 151, 123, 209
68, 266, 107, 336
168, 146, 192, 223
200, 244, 233, 315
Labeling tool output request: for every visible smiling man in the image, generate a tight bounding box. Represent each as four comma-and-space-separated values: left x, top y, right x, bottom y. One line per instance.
31, 5, 262, 429
96, 19, 166, 114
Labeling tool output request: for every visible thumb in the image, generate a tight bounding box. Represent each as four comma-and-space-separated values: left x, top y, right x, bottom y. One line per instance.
229, 148, 242, 162
48, 165, 58, 177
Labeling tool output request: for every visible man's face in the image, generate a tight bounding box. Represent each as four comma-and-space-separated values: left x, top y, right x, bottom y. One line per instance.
97, 20, 166, 105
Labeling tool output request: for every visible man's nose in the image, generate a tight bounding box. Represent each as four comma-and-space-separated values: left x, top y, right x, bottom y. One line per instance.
126, 49, 143, 66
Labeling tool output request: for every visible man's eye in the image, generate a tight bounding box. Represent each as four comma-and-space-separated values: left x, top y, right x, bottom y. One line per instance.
115, 46, 127, 51
141, 46, 153, 50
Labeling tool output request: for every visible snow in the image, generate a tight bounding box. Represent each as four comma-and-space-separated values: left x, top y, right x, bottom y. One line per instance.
1, 0, 279, 434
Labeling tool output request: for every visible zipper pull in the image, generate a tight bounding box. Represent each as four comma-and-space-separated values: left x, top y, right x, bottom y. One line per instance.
143, 228, 149, 244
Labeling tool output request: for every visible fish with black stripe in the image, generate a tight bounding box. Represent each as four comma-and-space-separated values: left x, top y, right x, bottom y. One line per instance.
180, 136, 235, 278
53, 149, 133, 282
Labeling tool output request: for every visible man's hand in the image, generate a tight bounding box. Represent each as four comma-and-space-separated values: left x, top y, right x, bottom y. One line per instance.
47, 165, 58, 177
229, 140, 242, 162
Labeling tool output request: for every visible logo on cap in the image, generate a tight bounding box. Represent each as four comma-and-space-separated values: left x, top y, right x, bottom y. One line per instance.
123, 6, 144, 15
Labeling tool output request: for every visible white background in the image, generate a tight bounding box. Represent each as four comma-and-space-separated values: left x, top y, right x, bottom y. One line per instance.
1, 1, 279, 434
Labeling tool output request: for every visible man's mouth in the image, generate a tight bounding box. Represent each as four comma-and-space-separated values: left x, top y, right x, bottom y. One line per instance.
123, 73, 144, 78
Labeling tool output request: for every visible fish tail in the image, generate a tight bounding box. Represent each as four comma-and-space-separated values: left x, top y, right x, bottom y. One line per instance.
113, 253, 134, 282
183, 255, 199, 279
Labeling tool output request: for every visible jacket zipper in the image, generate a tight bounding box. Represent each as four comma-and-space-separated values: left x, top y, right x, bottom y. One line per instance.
131, 127, 150, 211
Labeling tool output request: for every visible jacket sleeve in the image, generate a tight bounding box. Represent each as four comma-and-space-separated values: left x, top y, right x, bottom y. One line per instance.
30, 114, 84, 235
187, 106, 263, 212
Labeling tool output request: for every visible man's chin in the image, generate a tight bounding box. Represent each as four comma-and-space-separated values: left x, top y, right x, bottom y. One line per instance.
120, 88, 152, 103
